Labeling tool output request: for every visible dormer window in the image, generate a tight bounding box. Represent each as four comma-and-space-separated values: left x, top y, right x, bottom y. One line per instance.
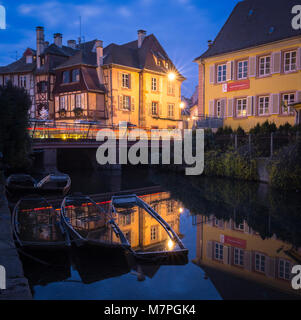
63, 71, 70, 84
26, 56, 33, 64
72, 69, 80, 82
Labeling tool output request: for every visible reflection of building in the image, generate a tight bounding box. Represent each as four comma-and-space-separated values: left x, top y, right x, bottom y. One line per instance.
193, 215, 301, 299
116, 192, 182, 252
194, 0, 301, 131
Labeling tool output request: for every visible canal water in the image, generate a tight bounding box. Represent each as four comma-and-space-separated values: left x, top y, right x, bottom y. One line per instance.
19, 167, 301, 300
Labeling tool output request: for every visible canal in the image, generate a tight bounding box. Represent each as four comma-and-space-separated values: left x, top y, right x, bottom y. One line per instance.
18, 167, 301, 300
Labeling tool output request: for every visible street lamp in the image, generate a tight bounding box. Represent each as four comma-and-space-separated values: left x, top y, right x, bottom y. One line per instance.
168, 72, 176, 81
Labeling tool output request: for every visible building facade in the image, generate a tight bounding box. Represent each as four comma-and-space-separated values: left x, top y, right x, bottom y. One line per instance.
195, 0, 301, 131
1, 27, 184, 130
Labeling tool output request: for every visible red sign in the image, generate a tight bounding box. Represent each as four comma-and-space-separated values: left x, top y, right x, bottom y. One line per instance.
223, 80, 250, 93
220, 235, 247, 249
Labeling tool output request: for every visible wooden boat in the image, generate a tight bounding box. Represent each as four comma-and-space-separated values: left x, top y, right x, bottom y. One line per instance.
60, 195, 130, 253
6, 173, 71, 195
12, 196, 70, 251
110, 194, 189, 262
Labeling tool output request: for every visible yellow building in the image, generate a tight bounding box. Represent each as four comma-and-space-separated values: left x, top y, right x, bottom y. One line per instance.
195, 0, 301, 131
52, 30, 185, 130
193, 214, 301, 299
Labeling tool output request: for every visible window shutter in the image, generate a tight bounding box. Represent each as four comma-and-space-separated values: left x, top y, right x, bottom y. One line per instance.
118, 72, 122, 88
270, 93, 280, 114
209, 100, 215, 117
209, 65, 215, 84
128, 74, 132, 89
223, 246, 229, 265
244, 251, 252, 271
272, 51, 281, 74
297, 91, 301, 103
244, 223, 250, 234
297, 48, 301, 70
159, 78, 163, 93
131, 97, 135, 112
247, 96, 253, 116
13, 75, 18, 86
265, 257, 276, 278
118, 95, 123, 110
226, 61, 233, 81
218, 220, 224, 229
206, 241, 213, 260
148, 103, 152, 116
159, 103, 163, 116
226, 219, 232, 230
249, 56, 256, 77
227, 99, 234, 117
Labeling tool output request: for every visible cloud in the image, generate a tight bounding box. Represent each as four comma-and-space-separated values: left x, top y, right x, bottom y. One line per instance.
117, 6, 132, 18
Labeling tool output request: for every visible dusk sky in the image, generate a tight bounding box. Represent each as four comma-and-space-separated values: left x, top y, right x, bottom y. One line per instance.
0, 0, 240, 97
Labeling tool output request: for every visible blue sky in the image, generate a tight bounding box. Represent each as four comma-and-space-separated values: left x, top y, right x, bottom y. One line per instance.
0, 0, 240, 96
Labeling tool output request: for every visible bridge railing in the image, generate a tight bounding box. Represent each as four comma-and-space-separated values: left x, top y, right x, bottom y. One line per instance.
29, 120, 184, 141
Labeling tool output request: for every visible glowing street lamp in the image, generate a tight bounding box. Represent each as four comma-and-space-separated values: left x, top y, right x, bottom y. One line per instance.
180, 102, 185, 109
168, 72, 176, 81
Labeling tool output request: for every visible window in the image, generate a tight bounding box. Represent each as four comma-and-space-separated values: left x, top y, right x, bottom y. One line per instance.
20, 76, 27, 88
234, 248, 244, 266
122, 95, 131, 110
258, 96, 270, 115
122, 73, 130, 88
62, 71, 70, 83
168, 104, 174, 118
235, 222, 244, 231
282, 93, 295, 114
152, 102, 158, 116
150, 226, 158, 241
236, 98, 247, 117
237, 60, 248, 79
167, 201, 174, 214
167, 80, 175, 95
217, 64, 227, 83
259, 56, 271, 76
216, 100, 222, 118
255, 253, 266, 273
76, 94, 82, 108
71, 69, 80, 82
214, 218, 220, 227
284, 51, 297, 72
59, 96, 66, 110
165, 62, 169, 69
37, 81, 47, 93
279, 259, 291, 280
151, 77, 157, 91
120, 214, 132, 226
215, 243, 224, 261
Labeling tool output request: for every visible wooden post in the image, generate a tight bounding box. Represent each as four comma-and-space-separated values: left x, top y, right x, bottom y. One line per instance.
248, 134, 252, 154
270, 132, 274, 158
235, 134, 238, 150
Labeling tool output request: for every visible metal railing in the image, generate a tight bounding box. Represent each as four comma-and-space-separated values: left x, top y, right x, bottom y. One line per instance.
196, 115, 224, 129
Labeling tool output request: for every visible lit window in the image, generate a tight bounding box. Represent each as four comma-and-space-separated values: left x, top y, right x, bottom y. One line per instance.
279, 259, 291, 280
237, 60, 248, 79
167, 201, 174, 214
234, 248, 244, 266
59, 96, 66, 110
152, 102, 158, 116
259, 56, 271, 76
282, 93, 295, 114
215, 243, 224, 261
235, 221, 244, 231
284, 51, 297, 72
151, 77, 157, 91
62, 71, 70, 83
150, 226, 158, 241
258, 96, 270, 115
168, 104, 174, 118
255, 253, 266, 273
71, 69, 80, 82
217, 64, 227, 83
236, 98, 247, 117
122, 73, 130, 88
122, 95, 131, 110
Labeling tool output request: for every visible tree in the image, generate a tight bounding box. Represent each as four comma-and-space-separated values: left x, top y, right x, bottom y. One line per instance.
0, 81, 32, 170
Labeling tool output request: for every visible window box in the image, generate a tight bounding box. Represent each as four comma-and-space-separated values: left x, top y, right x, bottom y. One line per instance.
74, 107, 83, 117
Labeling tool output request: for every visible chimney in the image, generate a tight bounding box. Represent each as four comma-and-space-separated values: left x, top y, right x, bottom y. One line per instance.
138, 30, 146, 48
54, 33, 63, 48
208, 40, 213, 48
36, 26, 45, 69
67, 40, 76, 49
95, 40, 104, 83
